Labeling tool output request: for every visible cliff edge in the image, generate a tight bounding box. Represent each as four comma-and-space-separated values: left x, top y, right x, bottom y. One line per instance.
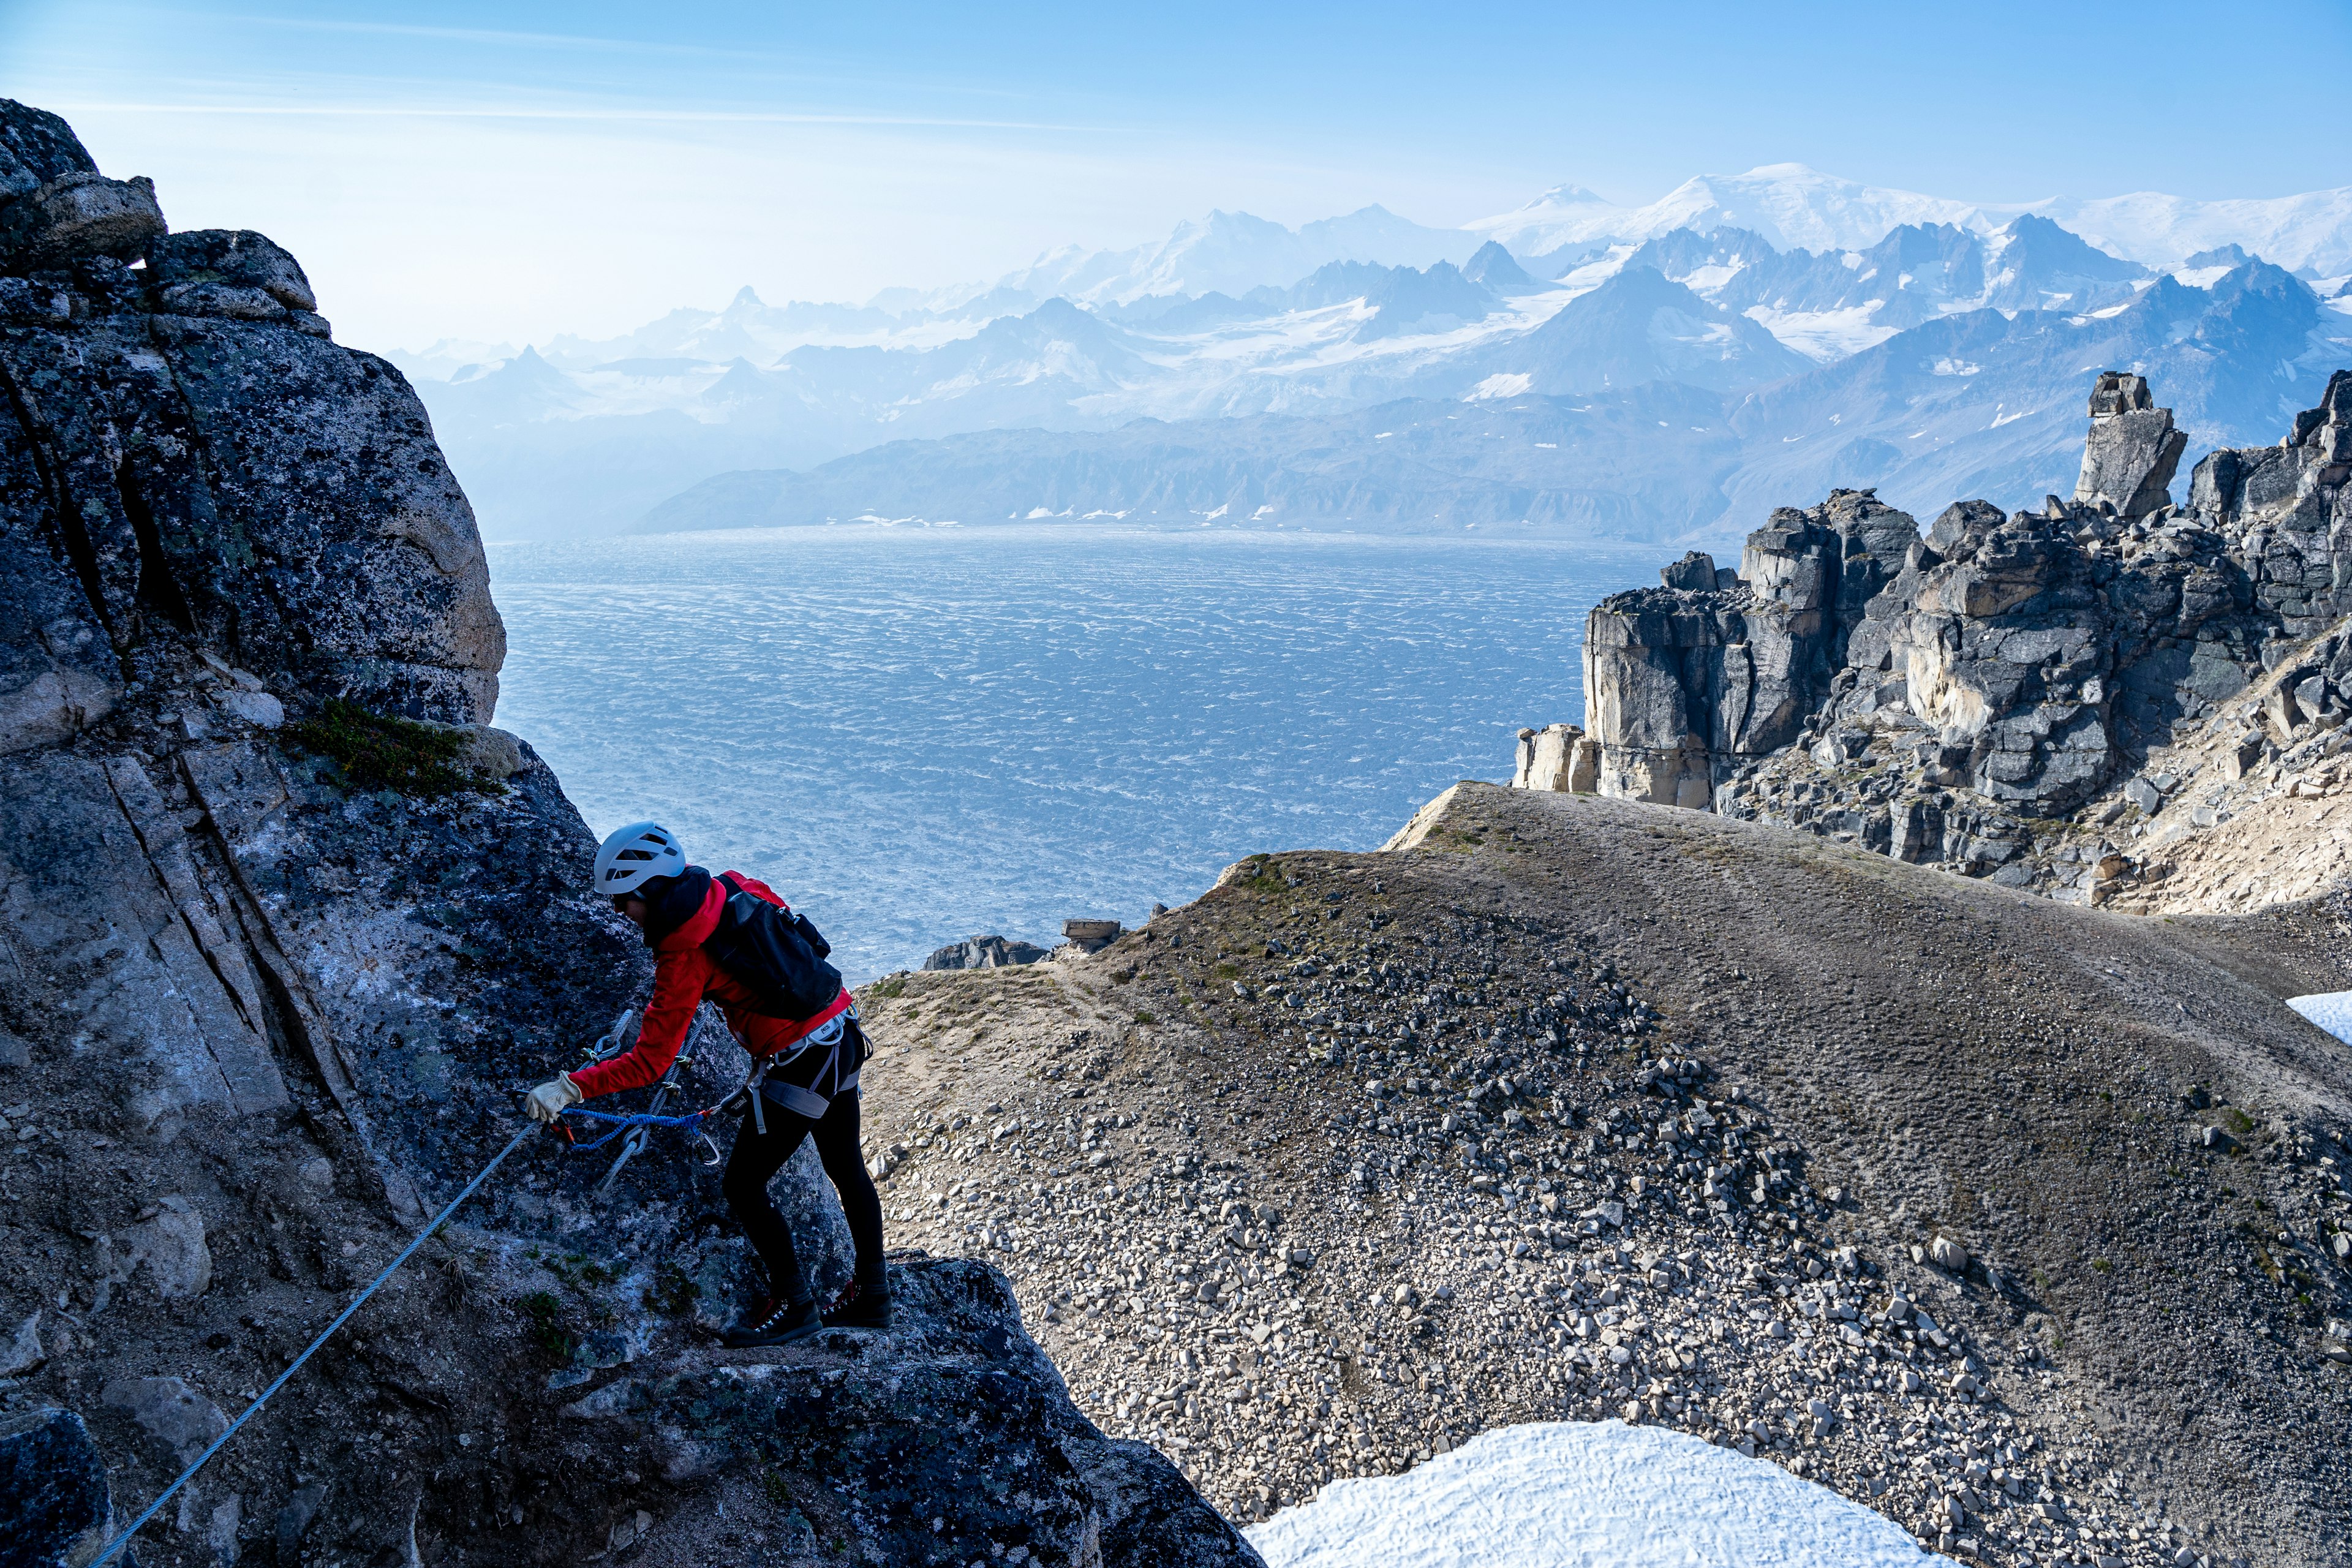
0, 100, 1255, 1568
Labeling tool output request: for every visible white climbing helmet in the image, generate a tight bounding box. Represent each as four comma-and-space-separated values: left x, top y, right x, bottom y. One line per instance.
594, 821, 685, 897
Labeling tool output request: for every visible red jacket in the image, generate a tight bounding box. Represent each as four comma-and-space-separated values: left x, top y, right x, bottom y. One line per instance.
569, 872, 851, 1099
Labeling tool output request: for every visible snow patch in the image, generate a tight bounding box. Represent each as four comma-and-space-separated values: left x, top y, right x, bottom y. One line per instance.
2288, 992, 2352, 1045
1743, 304, 1897, 363
1467, 372, 1534, 401
1246, 1422, 1949, 1568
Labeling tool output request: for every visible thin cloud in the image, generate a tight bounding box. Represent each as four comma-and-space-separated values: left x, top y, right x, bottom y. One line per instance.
47, 100, 1099, 131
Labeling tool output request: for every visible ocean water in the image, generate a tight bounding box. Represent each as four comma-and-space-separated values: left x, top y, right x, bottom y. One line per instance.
489, 527, 1649, 981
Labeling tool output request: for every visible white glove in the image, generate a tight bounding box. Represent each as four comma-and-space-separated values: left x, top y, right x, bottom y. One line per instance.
523, 1073, 582, 1124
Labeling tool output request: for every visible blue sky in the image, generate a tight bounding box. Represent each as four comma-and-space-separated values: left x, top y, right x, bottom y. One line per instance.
6, 1, 2348, 349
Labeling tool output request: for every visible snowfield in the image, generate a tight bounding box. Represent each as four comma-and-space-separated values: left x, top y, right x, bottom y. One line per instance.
1243, 1420, 1948, 1568
2286, 992, 2352, 1046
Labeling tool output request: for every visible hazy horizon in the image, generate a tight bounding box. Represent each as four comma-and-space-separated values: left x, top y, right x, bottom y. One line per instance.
7, 0, 2348, 352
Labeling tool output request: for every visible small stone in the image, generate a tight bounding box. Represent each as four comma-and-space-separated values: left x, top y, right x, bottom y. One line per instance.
120, 1196, 212, 1299
0, 1311, 42, 1376
1929, 1235, 1968, 1272
101, 1374, 229, 1465
219, 688, 284, 728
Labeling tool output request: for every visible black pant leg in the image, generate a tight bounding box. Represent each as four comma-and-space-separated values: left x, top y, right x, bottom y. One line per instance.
722, 1104, 814, 1303
812, 1091, 888, 1288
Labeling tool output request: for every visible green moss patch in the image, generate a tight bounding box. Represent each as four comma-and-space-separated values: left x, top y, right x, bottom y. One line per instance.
287, 698, 492, 799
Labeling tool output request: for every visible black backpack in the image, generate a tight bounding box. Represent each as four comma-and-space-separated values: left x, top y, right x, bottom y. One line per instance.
703, 873, 844, 1022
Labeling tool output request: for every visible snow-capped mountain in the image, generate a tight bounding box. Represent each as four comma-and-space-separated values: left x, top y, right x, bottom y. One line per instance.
996, 206, 1484, 307
1471, 165, 2005, 260
630, 256, 2347, 543
2038, 185, 2352, 276
389, 164, 2352, 543
1465, 163, 2352, 276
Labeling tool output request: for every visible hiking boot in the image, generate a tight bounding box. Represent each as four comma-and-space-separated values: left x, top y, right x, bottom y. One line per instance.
822, 1278, 892, 1332
722, 1295, 821, 1348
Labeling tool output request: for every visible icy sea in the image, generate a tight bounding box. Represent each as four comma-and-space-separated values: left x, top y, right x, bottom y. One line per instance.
489, 527, 1651, 982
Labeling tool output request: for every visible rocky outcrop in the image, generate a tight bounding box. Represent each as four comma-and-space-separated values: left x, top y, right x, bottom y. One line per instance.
2092, 622, 2352, 914
925, 933, 1052, 970
2075, 371, 2186, 522
0, 99, 1250, 1568
1577, 366, 2352, 907
1580, 489, 1915, 807
1510, 723, 1598, 793
2192, 368, 2352, 638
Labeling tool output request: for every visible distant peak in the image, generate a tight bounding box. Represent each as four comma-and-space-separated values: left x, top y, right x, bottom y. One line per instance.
1732, 162, 1833, 180
728, 285, 763, 308
1534, 184, 1611, 206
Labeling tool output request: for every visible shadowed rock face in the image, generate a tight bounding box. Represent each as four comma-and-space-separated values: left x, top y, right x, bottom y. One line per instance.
1575, 366, 2351, 897
1582, 489, 1913, 807
0, 98, 1256, 1568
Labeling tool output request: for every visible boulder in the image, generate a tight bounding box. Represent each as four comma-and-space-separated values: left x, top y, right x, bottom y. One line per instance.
1660, 550, 1717, 591
1511, 723, 1598, 793
148, 228, 318, 315
101, 1375, 230, 1466
119, 1196, 213, 1300
0, 171, 166, 266
0, 1311, 42, 1376
1061, 918, 1122, 953
0, 1408, 118, 1568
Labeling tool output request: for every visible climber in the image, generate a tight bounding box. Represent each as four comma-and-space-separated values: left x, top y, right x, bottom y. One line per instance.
523, 822, 891, 1346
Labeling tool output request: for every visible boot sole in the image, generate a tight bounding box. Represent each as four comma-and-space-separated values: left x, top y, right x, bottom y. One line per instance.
720, 1318, 825, 1349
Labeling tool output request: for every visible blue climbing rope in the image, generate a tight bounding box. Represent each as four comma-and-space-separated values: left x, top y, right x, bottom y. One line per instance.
553, 1105, 715, 1153
93, 1122, 541, 1567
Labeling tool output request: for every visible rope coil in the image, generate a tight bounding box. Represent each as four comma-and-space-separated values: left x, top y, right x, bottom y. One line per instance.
554, 1105, 717, 1153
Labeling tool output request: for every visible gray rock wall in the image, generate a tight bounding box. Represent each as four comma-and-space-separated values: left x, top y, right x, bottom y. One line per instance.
1577, 366, 2351, 892
0, 98, 1250, 1568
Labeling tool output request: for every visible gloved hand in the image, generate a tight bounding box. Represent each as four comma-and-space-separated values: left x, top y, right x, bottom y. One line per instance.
523, 1073, 583, 1124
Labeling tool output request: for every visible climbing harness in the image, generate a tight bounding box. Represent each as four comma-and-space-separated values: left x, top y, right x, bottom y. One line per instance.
91, 1122, 540, 1567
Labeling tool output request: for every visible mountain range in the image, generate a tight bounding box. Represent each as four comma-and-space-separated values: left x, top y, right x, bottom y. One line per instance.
389, 164, 2352, 543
